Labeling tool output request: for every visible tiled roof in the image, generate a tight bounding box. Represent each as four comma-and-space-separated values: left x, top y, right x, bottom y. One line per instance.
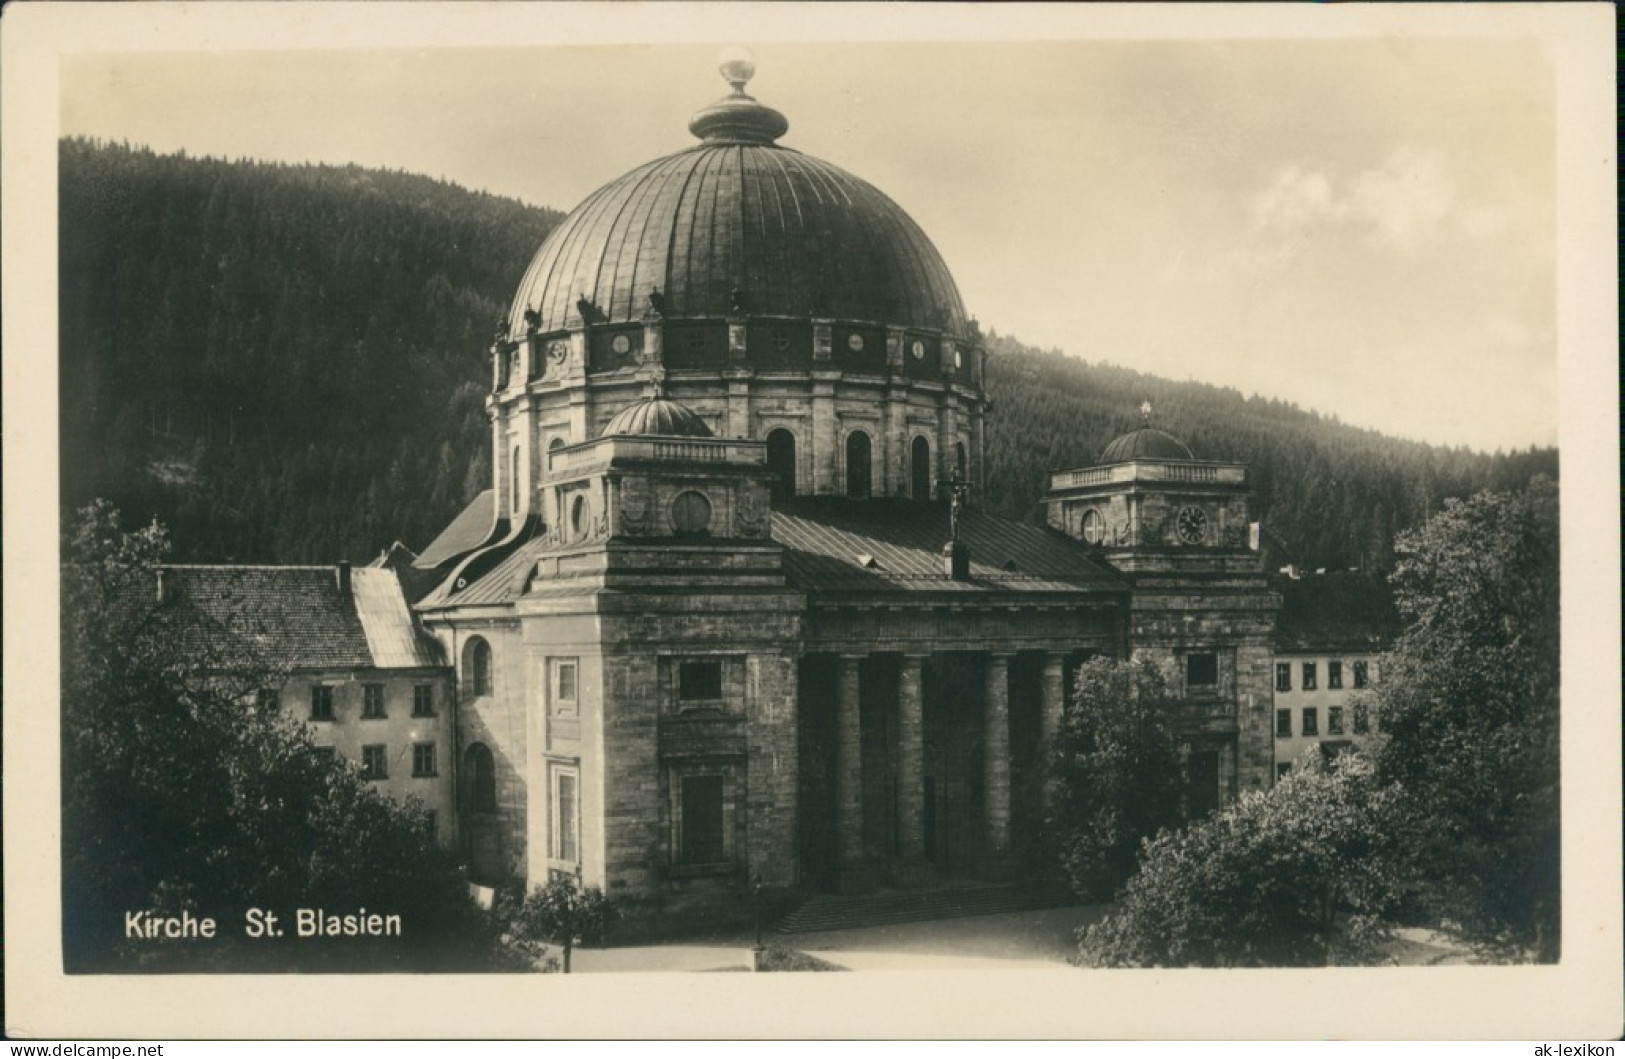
1273, 572, 1402, 652
415, 490, 496, 569
156, 565, 439, 673
772, 500, 1124, 598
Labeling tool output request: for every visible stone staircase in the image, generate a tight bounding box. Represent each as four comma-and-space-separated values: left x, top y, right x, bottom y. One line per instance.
774, 882, 1067, 935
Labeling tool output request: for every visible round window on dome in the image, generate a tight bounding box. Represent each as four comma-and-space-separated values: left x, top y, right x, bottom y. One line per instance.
671, 491, 713, 537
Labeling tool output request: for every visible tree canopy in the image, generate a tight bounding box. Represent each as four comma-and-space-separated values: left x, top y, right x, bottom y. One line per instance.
1046, 657, 1188, 900
1371, 476, 1560, 960
61, 501, 507, 971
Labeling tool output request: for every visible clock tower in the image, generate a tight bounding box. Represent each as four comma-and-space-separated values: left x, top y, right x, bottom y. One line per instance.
1045, 404, 1279, 808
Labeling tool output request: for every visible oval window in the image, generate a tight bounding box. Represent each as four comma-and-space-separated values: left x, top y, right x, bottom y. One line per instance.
611, 333, 632, 355
671, 491, 713, 536
570, 495, 588, 537
910, 340, 925, 360
846, 333, 865, 353
1082, 508, 1105, 545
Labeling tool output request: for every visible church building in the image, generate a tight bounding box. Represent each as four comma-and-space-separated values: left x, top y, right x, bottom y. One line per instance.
395, 56, 1280, 901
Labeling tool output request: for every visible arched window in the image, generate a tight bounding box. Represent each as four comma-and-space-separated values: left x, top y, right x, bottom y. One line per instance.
910, 436, 932, 501
765, 429, 797, 502
955, 440, 968, 483
845, 430, 872, 499
465, 743, 497, 812
464, 636, 492, 698
511, 446, 522, 513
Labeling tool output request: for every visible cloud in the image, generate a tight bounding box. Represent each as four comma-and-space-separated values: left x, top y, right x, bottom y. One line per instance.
1249, 148, 1461, 252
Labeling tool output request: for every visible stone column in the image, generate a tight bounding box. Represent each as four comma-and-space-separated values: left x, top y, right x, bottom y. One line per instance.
836, 655, 864, 866
1040, 654, 1066, 747
896, 654, 926, 862
983, 653, 1012, 860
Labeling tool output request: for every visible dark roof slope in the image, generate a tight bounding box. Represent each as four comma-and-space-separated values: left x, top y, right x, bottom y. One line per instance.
773, 499, 1123, 597
1099, 426, 1194, 463
1273, 572, 1402, 652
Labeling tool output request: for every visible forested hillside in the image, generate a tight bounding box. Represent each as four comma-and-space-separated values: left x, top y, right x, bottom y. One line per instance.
59, 140, 1555, 568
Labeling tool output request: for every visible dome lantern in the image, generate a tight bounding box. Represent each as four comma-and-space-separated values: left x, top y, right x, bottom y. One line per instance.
688, 47, 789, 145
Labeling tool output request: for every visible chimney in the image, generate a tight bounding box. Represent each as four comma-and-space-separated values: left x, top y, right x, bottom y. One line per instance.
941, 539, 971, 582
336, 561, 351, 597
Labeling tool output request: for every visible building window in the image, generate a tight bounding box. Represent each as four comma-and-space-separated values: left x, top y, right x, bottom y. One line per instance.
955, 440, 968, 483
845, 430, 872, 498
413, 684, 435, 717
1328, 706, 1344, 735
1276, 762, 1292, 781
310, 685, 335, 721
1353, 660, 1370, 689
1275, 663, 1292, 692
551, 658, 578, 715
512, 445, 522, 513
312, 746, 337, 764
1302, 708, 1319, 737
1185, 652, 1218, 689
765, 428, 797, 502
361, 744, 388, 780
1302, 662, 1317, 691
464, 636, 492, 698
423, 811, 437, 842
362, 683, 386, 719
466, 743, 497, 812
910, 435, 931, 501
1328, 661, 1343, 689
680, 774, 726, 864
678, 659, 723, 703
256, 687, 280, 712
552, 768, 579, 865
1276, 709, 1292, 738
412, 743, 437, 778
1353, 703, 1370, 734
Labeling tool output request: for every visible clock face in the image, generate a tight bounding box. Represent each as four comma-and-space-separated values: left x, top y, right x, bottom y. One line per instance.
1081, 508, 1105, 545
1176, 506, 1209, 544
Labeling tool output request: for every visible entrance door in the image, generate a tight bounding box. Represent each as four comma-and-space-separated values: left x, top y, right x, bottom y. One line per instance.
1187, 750, 1221, 819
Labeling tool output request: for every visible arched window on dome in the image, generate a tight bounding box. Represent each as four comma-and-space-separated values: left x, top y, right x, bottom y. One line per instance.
845, 431, 873, 499
956, 441, 968, 484
766, 429, 797, 502
463, 636, 493, 699
910, 436, 932, 501
464, 743, 497, 813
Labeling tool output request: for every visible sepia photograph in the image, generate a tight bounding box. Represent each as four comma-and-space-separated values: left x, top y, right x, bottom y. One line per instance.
4, 1, 1618, 1041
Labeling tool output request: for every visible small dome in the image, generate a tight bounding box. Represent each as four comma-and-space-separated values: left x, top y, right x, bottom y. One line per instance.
1099, 426, 1194, 464
603, 396, 714, 439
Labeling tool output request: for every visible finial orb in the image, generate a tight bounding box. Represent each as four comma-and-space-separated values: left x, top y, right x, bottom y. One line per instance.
1139, 400, 1153, 424
719, 46, 756, 92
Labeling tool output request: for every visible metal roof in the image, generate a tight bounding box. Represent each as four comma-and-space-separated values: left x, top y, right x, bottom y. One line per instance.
415, 489, 495, 570
415, 538, 550, 610
772, 500, 1124, 598
350, 567, 445, 668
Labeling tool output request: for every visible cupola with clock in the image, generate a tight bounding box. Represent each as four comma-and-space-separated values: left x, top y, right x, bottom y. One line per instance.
1044, 402, 1259, 577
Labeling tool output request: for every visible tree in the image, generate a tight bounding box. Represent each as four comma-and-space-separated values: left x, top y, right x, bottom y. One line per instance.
1371, 477, 1560, 961
1046, 657, 1188, 900
1077, 751, 1409, 967
61, 501, 505, 971
503, 874, 616, 973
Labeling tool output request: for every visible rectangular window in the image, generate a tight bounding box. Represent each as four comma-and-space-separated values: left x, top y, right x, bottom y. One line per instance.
257, 686, 280, 711
680, 775, 726, 864
679, 659, 724, 702
312, 746, 337, 763
412, 743, 437, 778
1353, 661, 1370, 689
1302, 708, 1319, 737
423, 811, 437, 842
361, 744, 388, 780
1328, 661, 1343, 689
310, 685, 335, 721
1328, 706, 1344, 735
1276, 762, 1292, 781
1302, 663, 1318, 691
1275, 708, 1292, 738
1275, 663, 1292, 692
551, 659, 579, 716
553, 770, 579, 864
362, 683, 386, 719
1353, 703, 1370, 734
1185, 652, 1218, 689
412, 684, 435, 717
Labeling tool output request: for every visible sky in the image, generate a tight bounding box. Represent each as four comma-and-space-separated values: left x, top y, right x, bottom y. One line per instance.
56, 21, 1563, 452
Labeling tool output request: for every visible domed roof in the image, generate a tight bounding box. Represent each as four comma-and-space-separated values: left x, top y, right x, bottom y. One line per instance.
507, 61, 969, 342
1099, 404, 1194, 463
602, 395, 714, 439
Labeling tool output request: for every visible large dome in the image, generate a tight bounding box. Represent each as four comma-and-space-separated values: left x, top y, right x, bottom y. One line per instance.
507, 69, 970, 342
